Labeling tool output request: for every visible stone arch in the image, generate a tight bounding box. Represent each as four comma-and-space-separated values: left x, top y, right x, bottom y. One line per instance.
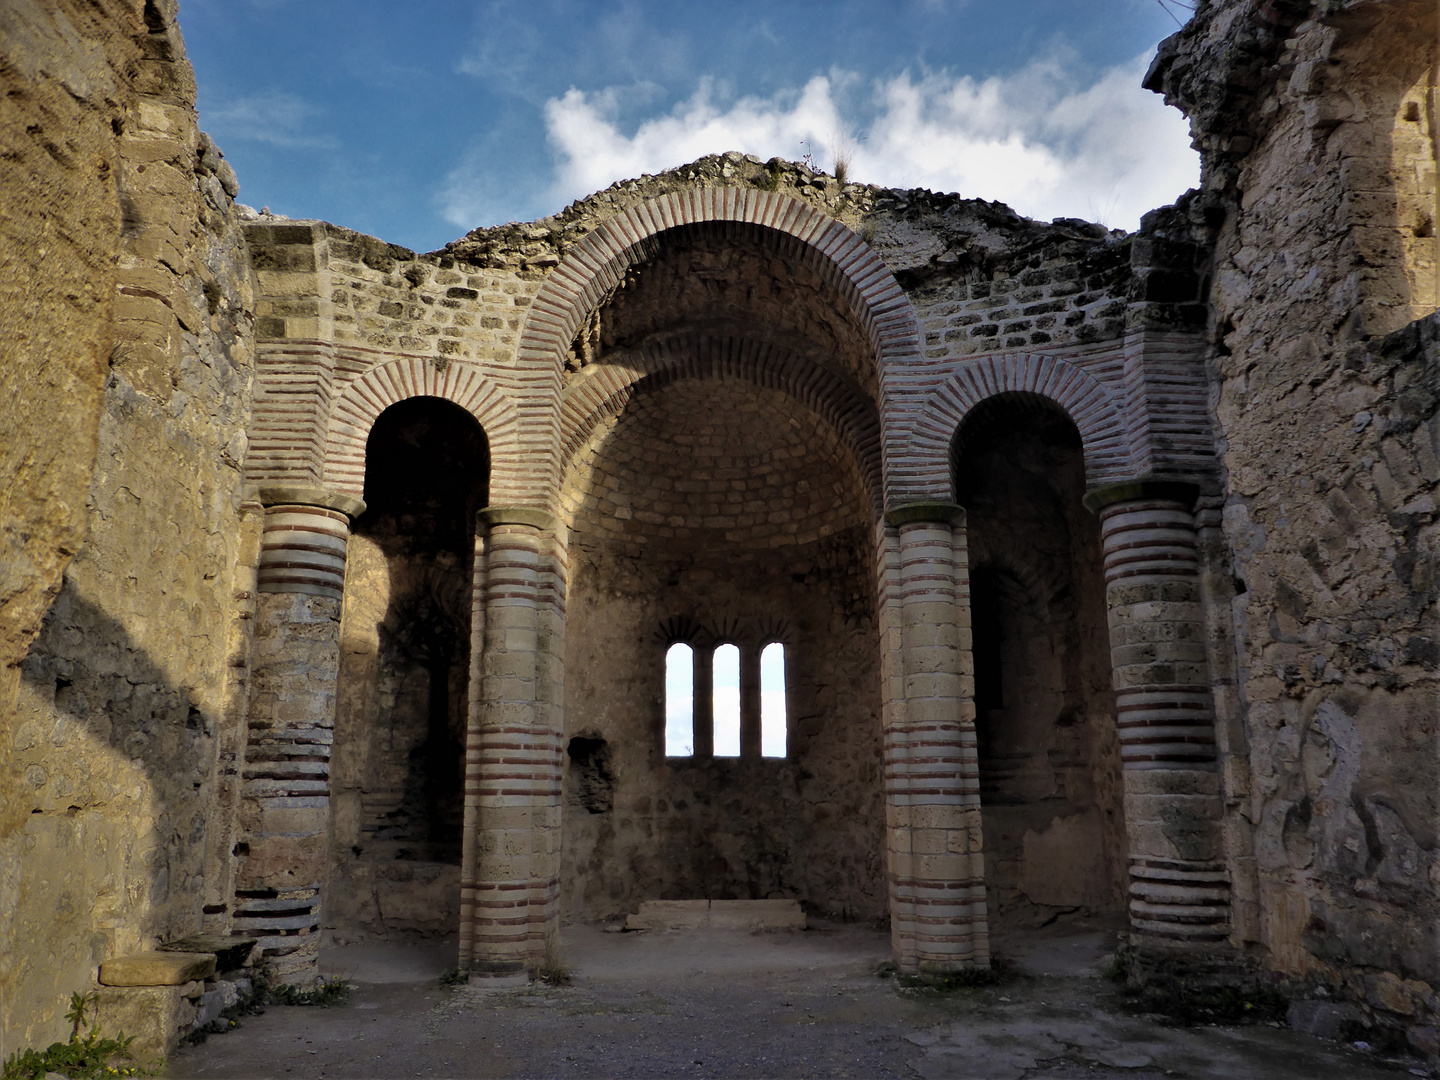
517, 188, 921, 504
965, 544, 1066, 621
321, 357, 521, 499
559, 335, 884, 518
894, 352, 1131, 501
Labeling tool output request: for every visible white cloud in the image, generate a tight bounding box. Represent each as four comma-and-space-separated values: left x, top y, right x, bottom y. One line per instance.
543, 74, 843, 208
536, 53, 1197, 231
203, 90, 337, 150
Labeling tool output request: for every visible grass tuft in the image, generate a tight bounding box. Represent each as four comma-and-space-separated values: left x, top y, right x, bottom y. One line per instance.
2, 992, 143, 1080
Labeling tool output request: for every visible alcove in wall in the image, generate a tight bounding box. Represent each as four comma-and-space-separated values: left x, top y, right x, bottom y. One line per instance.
328, 395, 490, 941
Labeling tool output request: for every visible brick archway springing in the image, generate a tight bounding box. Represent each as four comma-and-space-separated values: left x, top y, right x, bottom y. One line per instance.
321, 357, 522, 499
559, 335, 884, 519
516, 188, 921, 506
892, 352, 1133, 503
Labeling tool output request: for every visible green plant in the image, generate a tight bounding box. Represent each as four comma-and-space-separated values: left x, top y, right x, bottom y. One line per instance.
536, 937, 572, 986
897, 965, 1002, 994
438, 968, 469, 988
2, 992, 141, 1080
264, 976, 350, 1007
754, 159, 782, 192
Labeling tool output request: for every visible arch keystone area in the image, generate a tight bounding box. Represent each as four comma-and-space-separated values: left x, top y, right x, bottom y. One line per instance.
321, 357, 522, 500
891, 351, 1133, 502
514, 189, 922, 503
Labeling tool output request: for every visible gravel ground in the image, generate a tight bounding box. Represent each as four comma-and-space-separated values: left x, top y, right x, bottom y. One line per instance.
167, 922, 1429, 1080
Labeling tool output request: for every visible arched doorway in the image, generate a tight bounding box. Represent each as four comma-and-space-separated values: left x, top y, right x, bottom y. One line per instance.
327, 396, 490, 942
952, 393, 1127, 947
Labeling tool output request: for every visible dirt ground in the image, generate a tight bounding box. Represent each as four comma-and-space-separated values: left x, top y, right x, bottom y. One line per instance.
168, 922, 1432, 1080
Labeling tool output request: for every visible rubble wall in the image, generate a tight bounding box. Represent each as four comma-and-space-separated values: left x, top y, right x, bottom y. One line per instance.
1150, 0, 1440, 1048
0, 0, 255, 1052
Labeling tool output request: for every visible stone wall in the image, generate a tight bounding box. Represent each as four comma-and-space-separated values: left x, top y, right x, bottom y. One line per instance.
561, 378, 885, 922
1150, 0, 1440, 1050
0, 0, 255, 1053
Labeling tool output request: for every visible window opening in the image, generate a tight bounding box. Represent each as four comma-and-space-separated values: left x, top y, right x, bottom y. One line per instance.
760, 642, 787, 758
713, 643, 741, 757
665, 642, 694, 757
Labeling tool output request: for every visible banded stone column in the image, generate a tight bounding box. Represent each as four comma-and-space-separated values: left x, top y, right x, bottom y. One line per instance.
883, 503, 988, 975
458, 527, 487, 971
1087, 481, 1229, 949
233, 485, 364, 984
464, 508, 565, 982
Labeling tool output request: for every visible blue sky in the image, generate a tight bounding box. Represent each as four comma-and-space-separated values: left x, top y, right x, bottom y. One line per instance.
180, 0, 1199, 253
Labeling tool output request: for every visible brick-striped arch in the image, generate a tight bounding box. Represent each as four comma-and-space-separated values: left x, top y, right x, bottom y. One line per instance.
891, 352, 1132, 502
322, 357, 522, 498
517, 188, 921, 504
559, 335, 884, 516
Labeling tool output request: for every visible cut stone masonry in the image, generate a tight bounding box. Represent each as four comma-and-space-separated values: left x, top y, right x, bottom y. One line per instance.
3, 0, 1438, 1065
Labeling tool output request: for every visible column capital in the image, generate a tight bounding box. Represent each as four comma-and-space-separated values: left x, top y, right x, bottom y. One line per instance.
479, 505, 556, 531
256, 484, 366, 520
1082, 478, 1198, 515
884, 501, 965, 528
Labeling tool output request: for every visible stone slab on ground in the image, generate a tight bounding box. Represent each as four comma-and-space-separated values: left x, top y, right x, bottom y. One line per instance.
625, 899, 806, 931
99, 952, 217, 986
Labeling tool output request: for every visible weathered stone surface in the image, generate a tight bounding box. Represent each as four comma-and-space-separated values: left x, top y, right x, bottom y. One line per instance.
0, 0, 255, 1053
1150, 0, 1440, 1042
708, 900, 807, 930
93, 981, 201, 1063
99, 951, 217, 986
3, 0, 1438, 1059
160, 934, 256, 971
625, 899, 805, 930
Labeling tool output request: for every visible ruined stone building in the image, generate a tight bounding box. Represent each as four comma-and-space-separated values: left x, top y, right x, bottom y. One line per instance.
2, 0, 1438, 1062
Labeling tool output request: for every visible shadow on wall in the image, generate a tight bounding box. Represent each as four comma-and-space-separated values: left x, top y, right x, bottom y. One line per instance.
327, 396, 489, 943
953, 392, 1127, 935
4, 582, 221, 1052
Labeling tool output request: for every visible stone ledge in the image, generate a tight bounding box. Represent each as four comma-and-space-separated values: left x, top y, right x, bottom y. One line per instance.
99, 951, 217, 987
160, 934, 257, 972
255, 483, 367, 519
625, 899, 806, 931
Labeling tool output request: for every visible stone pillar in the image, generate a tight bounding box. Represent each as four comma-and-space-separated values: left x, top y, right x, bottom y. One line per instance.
232, 485, 364, 984
1086, 481, 1230, 950
739, 644, 762, 760
883, 502, 988, 976
693, 646, 714, 760
464, 507, 565, 982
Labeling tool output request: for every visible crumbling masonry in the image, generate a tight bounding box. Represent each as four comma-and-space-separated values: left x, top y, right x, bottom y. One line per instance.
2, 0, 1438, 1063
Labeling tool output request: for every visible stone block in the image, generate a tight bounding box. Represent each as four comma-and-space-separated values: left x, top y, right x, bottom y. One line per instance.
99, 951, 217, 986
94, 983, 200, 1063
624, 899, 805, 930
708, 899, 806, 930
626, 900, 709, 930
159, 935, 256, 972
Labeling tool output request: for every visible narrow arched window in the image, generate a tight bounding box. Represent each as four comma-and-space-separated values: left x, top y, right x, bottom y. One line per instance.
760, 642, 787, 758
713, 643, 741, 757
665, 642, 694, 757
